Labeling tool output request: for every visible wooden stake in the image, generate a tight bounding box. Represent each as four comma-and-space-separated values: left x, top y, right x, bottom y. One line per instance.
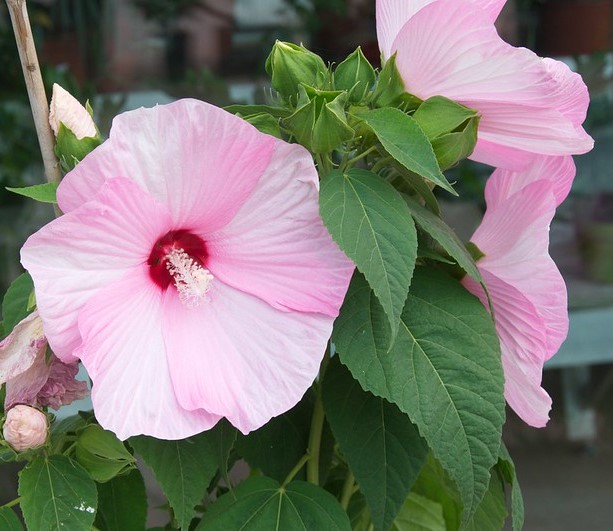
6, 0, 62, 185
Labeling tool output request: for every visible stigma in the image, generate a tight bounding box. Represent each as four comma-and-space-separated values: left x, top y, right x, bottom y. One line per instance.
165, 248, 214, 308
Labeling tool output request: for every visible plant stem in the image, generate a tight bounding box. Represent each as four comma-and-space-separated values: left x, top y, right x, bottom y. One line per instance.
340, 469, 355, 510
345, 146, 377, 169
1, 497, 21, 509
306, 346, 331, 485
281, 453, 310, 488
6, 0, 62, 186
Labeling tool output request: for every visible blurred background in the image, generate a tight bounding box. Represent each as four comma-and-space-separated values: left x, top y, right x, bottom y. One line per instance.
0, 1, 612, 529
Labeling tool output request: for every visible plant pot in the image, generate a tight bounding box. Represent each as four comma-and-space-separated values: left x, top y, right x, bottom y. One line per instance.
536, 0, 613, 56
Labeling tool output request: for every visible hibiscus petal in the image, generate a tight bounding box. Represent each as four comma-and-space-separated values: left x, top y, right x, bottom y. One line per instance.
77, 264, 220, 440
162, 281, 334, 434
5, 348, 50, 410
485, 155, 576, 209
390, 0, 592, 161
21, 178, 172, 362
0, 311, 45, 384
462, 271, 552, 427
58, 100, 275, 234
205, 141, 353, 317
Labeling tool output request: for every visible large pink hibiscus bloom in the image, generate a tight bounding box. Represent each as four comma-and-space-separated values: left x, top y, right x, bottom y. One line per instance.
21, 99, 354, 440
376, 0, 593, 169
462, 155, 574, 426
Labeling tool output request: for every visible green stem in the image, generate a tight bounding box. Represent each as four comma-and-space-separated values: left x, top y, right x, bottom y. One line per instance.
340, 469, 355, 510
281, 453, 310, 488
371, 155, 393, 174
345, 146, 377, 169
1, 497, 21, 509
306, 345, 331, 485
62, 441, 77, 456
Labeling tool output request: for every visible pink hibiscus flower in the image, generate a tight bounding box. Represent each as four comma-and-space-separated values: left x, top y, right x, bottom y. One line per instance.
462, 155, 574, 426
21, 99, 354, 440
376, 0, 593, 169
0, 311, 88, 410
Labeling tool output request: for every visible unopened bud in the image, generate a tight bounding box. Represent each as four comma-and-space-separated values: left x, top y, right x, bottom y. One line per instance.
49, 83, 97, 140
2, 405, 48, 452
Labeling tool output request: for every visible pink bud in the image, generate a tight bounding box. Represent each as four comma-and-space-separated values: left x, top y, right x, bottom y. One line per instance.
2, 405, 48, 452
48, 83, 97, 139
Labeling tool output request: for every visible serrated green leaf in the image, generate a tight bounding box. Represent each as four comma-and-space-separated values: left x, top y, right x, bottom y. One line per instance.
236, 392, 313, 482
320, 168, 417, 339
353, 108, 454, 194
403, 194, 481, 281
75, 425, 135, 483
332, 269, 505, 524
323, 357, 428, 531
392, 493, 446, 531
208, 419, 237, 486
0, 507, 23, 531
18, 454, 97, 531
6, 182, 59, 204
2, 273, 34, 335
196, 477, 351, 530
129, 431, 219, 530
94, 469, 147, 531
498, 444, 524, 531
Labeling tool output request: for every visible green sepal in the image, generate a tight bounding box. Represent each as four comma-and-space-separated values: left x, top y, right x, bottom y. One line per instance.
55, 122, 102, 171
334, 47, 376, 103
74, 425, 136, 483
372, 54, 421, 110
265, 41, 331, 102
6, 182, 59, 204
283, 91, 354, 153
2, 272, 34, 336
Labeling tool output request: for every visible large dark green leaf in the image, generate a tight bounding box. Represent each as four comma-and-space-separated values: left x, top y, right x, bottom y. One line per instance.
94, 470, 147, 531
18, 455, 97, 531
208, 419, 237, 486
129, 431, 219, 530
353, 108, 454, 194
196, 477, 351, 530
320, 168, 417, 338
465, 469, 507, 531
323, 357, 428, 531
75, 425, 135, 482
333, 269, 505, 524
498, 444, 524, 531
2, 272, 33, 335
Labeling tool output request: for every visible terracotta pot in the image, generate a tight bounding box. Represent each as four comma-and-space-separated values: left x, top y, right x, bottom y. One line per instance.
537, 0, 613, 55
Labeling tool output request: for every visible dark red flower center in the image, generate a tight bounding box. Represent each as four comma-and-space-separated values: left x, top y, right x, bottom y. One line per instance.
148, 230, 208, 290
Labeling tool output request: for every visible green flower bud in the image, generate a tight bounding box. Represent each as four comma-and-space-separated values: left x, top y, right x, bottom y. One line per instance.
265, 41, 330, 102
372, 54, 421, 110
334, 47, 376, 103
283, 90, 354, 153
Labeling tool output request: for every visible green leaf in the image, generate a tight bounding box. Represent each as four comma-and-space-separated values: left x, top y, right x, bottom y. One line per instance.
2, 272, 34, 335
391, 493, 446, 531
412, 454, 462, 531
332, 269, 505, 524
94, 470, 147, 531
18, 454, 98, 531
6, 182, 59, 204
236, 392, 314, 482
323, 357, 428, 531
75, 425, 136, 483
129, 431, 219, 530
402, 194, 481, 282
320, 168, 417, 339
353, 108, 454, 194
196, 477, 351, 530
243, 113, 282, 139
208, 419, 237, 486
465, 469, 507, 531
0, 507, 22, 531
498, 444, 524, 531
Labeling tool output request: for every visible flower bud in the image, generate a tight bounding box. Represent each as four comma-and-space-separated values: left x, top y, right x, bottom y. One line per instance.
334, 47, 376, 103
265, 41, 330, 102
49, 83, 101, 170
2, 405, 48, 452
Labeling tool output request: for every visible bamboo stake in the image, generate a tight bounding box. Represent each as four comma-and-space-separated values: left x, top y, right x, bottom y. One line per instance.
6, 0, 62, 185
